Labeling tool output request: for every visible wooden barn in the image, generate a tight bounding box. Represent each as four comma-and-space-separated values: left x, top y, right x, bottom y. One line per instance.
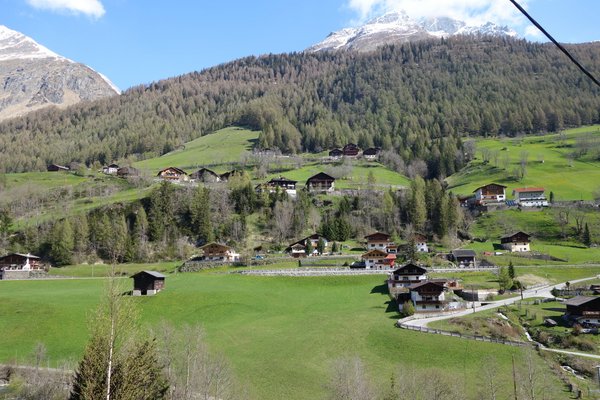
131, 271, 166, 296
501, 231, 531, 252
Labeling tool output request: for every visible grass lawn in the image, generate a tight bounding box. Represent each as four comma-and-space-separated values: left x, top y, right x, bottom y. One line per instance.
447, 125, 600, 200
0, 273, 565, 399
134, 127, 259, 172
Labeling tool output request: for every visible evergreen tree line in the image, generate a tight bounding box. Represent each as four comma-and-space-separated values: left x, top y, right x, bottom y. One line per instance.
0, 36, 599, 179
6, 174, 465, 265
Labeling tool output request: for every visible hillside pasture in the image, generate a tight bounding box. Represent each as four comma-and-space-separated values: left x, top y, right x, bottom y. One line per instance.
134, 126, 260, 172
0, 273, 565, 399
447, 125, 600, 200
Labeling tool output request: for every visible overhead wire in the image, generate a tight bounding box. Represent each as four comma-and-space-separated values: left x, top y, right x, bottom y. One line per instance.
507, 0, 600, 89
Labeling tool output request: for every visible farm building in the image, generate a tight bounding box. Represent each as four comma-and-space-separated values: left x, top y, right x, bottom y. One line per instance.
306, 172, 335, 193
564, 296, 600, 326
102, 164, 120, 175
501, 232, 531, 252
47, 164, 69, 172
450, 249, 476, 267
473, 183, 507, 205
157, 167, 189, 182
512, 187, 548, 207
0, 253, 44, 280
220, 170, 243, 182
328, 148, 343, 159
117, 166, 140, 178
131, 271, 165, 296
190, 168, 221, 183
363, 147, 381, 160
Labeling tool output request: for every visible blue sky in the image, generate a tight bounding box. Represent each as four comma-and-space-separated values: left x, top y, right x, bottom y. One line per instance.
1, 0, 599, 90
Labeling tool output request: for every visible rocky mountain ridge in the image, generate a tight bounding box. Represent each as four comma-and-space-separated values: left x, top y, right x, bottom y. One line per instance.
0, 25, 119, 121
308, 10, 518, 52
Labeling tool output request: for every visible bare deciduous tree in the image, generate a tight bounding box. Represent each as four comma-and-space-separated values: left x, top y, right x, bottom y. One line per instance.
327, 357, 376, 400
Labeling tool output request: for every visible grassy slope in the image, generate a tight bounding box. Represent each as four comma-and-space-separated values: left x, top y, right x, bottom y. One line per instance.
0, 273, 557, 399
134, 127, 260, 172
268, 161, 410, 189
461, 208, 600, 265
447, 125, 600, 200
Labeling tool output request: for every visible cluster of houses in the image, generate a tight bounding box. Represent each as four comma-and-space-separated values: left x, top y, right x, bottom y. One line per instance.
254, 173, 337, 197
463, 183, 549, 208
328, 144, 381, 160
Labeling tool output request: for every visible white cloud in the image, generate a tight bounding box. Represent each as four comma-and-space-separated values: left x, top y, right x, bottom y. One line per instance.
26, 0, 105, 18
346, 0, 533, 27
525, 24, 543, 38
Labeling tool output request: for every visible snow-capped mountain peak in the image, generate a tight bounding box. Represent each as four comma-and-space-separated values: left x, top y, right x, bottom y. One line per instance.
0, 25, 120, 121
308, 10, 518, 52
0, 25, 63, 61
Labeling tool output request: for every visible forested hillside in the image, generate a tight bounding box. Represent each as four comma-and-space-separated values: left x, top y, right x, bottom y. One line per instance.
1, 36, 599, 177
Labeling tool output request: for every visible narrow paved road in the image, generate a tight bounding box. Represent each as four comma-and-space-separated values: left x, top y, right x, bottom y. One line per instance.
401, 275, 600, 359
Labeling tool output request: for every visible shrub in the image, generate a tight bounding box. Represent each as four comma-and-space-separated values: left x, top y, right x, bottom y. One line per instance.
401, 301, 415, 317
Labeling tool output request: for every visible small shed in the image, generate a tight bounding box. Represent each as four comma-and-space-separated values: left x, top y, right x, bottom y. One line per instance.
131, 271, 166, 296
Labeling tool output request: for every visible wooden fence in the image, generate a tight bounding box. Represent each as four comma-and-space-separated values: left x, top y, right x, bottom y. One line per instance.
397, 322, 530, 348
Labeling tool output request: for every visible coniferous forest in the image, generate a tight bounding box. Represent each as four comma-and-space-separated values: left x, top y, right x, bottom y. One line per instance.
0, 36, 599, 178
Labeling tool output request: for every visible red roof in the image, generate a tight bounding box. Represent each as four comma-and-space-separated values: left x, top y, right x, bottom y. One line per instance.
513, 187, 545, 193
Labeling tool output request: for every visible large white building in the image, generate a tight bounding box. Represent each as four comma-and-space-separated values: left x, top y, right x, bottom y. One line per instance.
512, 187, 548, 207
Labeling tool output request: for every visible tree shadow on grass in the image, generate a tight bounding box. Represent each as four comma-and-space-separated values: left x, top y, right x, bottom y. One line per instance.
370, 283, 389, 295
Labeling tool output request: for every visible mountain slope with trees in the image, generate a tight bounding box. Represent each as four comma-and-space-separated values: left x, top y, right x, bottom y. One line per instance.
1, 36, 599, 178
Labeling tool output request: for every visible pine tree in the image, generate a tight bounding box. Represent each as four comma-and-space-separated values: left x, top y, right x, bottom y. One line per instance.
583, 223, 592, 247
409, 177, 427, 232
70, 279, 169, 400
50, 218, 74, 266
508, 260, 516, 280
317, 237, 326, 255
190, 186, 213, 245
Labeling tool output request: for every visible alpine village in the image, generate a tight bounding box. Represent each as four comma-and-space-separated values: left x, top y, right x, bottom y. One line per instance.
2, 5, 600, 400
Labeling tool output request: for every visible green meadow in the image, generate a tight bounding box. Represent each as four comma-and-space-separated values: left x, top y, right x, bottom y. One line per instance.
447, 125, 600, 200
0, 272, 564, 399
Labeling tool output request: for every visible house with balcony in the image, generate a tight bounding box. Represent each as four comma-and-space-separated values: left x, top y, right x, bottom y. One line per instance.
512, 187, 548, 207
473, 183, 507, 205
365, 232, 394, 252
260, 176, 297, 198
157, 167, 189, 182
305, 172, 335, 193
197, 243, 240, 263
362, 249, 395, 270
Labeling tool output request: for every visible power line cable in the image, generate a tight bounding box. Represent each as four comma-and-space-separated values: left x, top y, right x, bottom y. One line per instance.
508, 0, 600, 89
